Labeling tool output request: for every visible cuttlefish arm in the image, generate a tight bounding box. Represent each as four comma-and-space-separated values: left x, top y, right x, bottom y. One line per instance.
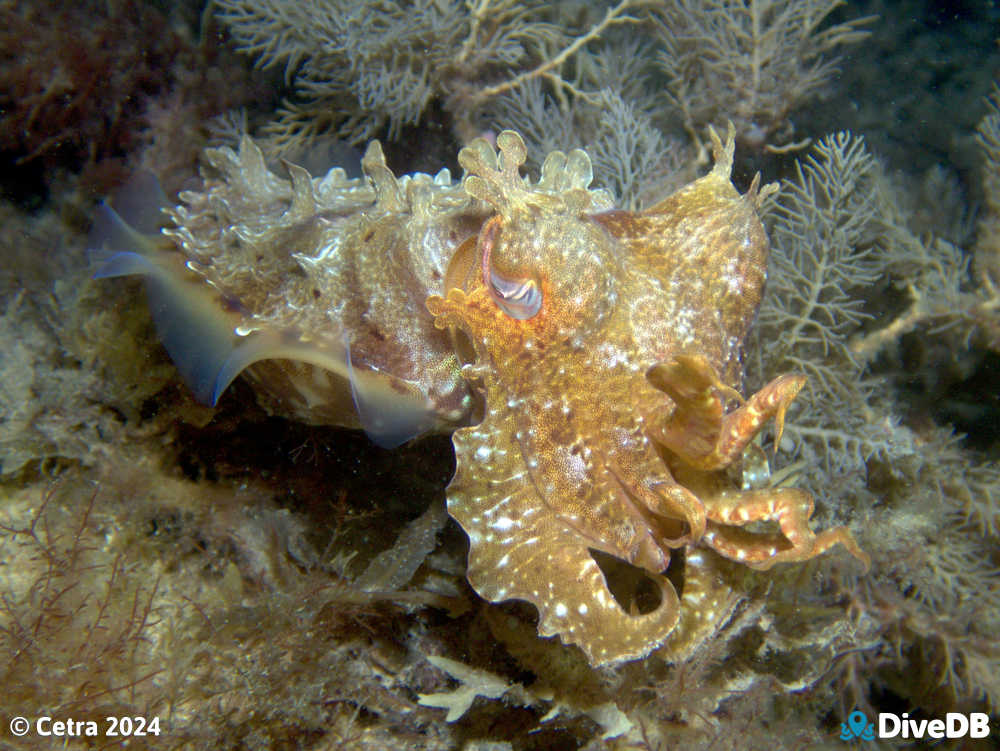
89, 189, 432, 448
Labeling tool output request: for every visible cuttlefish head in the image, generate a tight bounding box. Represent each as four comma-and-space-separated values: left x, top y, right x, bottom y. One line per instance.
454, 131, 618, 335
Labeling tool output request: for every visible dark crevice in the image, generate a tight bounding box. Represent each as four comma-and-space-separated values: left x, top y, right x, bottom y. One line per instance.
588, 548, 669, 615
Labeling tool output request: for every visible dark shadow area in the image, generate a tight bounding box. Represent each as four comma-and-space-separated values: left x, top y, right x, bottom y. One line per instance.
589, 548, 674, 615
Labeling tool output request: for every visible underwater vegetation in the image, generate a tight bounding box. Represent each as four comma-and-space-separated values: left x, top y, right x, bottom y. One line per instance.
2, 0, 1000, 749
0, 0, 267, 203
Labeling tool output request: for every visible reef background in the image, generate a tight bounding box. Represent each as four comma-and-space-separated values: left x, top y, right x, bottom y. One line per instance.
2, 1, 1000, 749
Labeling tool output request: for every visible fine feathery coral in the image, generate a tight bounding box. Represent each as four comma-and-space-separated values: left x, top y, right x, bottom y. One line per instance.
753, 132, 890, 482
755, 129, 1000, 712
215, 0, 643, 147
974, 83, 1000, 300
757, 132, 998, 483
652, 0, 874, 149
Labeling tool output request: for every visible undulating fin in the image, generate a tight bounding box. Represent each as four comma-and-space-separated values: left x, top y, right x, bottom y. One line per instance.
87, 170, 170, 245
88, 174, 245, 405
344, 336, 436, 448
86, 186, 164, 267
93, 246, 246, 406
215, 329, 434, 448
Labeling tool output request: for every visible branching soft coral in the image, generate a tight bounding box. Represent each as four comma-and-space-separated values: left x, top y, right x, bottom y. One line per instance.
753, 132, 894, 482
973, 83, 1000, 343
757, 132, 997, 481
766, 133, 883, 363
755, 130, 1000, 713
652, 0, 873, 150
214, 0, 644, 148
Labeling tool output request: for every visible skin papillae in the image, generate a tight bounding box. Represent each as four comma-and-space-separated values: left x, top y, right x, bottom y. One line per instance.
94, 125, 868, 667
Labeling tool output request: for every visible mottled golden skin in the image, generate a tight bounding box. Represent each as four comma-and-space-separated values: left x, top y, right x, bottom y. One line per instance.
427, 129, 868, 665
100, 127, 867, 666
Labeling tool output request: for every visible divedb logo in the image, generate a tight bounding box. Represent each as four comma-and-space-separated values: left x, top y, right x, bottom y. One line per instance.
839, 710, 990, 741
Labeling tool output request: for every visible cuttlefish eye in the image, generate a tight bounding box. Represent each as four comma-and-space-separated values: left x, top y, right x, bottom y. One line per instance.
479, 217, 543, 320
488, 270, 542, 320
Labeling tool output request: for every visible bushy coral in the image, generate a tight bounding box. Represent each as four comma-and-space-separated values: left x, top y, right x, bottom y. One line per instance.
748, 124, 1000, 716
215, 0, 644, 149
974, 84, 1000, 306
651, 0, 874, 150
213, 0, 876, 173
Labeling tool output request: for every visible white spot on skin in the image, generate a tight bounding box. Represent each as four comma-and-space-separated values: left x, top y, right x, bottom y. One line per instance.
475, 446, 492, 460
555, 446, 588, 483
555, 603, 568, 617
578, 604, 588, 615
596, 342, 630, 369
492, 517, 515, 531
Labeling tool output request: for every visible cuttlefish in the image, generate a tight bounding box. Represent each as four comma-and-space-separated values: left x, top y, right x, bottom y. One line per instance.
92, 126, 867, 665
